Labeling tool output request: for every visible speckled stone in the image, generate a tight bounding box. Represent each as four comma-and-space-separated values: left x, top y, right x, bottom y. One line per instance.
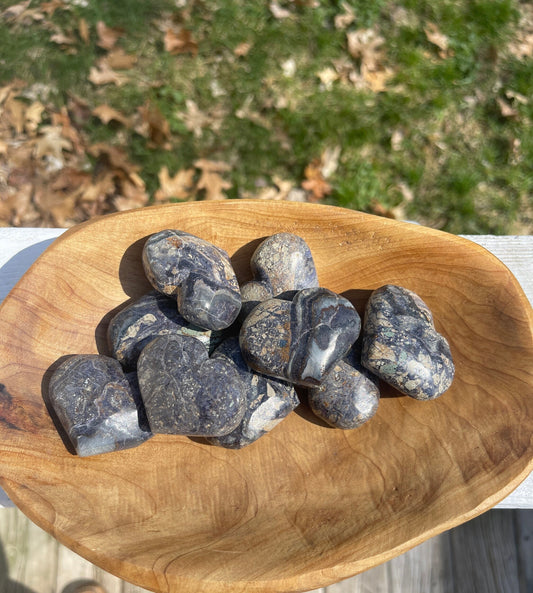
142, 230, 241, 331
107, 290, 222, 370
238, 280, 273, 322
308, 343, 380, 429
137, 334, 246, 436
48, 355, 152, 457
240, 287, 361, 386
361, 284, 454, 400
207, 337, 299, 449
250, 233, 319, 296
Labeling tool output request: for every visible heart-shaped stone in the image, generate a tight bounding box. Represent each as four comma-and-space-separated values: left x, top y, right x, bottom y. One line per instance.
207, 336, 299, 449
142, 230, 241, 331
48, 355, 152, 457
308, 342, 380, 429
137, 334, 245, 436
240, 287, 361, 386
361, 284, 454, 400
107, 290, 222, 370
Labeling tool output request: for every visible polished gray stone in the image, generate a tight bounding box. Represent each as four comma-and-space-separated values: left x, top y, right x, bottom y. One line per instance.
107, 291, 221, 370
308, 343, 380, 429
48, 355, 152, 457
137, 334, 246, 436
250, 232, 319, 296
142, 230, 241, 331
240, 287, 361, 386
207, 336, 299, 448
361, 284, 454, 400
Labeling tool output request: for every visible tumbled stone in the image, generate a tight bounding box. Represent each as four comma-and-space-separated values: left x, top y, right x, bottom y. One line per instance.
107, 290, 221, 370
308, 343, 380, 429
361, 284, 454, 400
240, 287, 361, 386
137, 334, 246, 436
142, 230, 241, 331
238, 280, 273, 323
207, 337, 299, 448
250, 232, 319, 296
48, 355, 152, 457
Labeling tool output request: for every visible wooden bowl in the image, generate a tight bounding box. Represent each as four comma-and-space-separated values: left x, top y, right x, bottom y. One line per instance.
0, 201, 532, 593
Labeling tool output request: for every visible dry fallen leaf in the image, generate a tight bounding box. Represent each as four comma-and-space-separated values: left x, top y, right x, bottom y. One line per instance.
96, 21, 124, 50
89, 143, 139, 174
496, 97, 519, 119
92, 104, 131, 127
40, 0, 68, 16
194, 159, 232, 200
24, 101, 45, 135
269, 1, 292, 19
347, 28, 384, 70
424, 22, 452, 58
136, 102, 172, 149
164, 27, 198, 55
256, 175, 294, 200
78, 17, 90, 44
346, 28, 394, 92
4, 93, 26, 135
301, 160, 332, 201
180, 100, 213, 138
362, 67, 394, 92
334, 2, 356, 30
106, 47, 138, 70
317, 67, 339, 89
234, 41, 252, 57
154, 166, 195, 201
51, 105, 85, 153
34, 125, 73, 171
88, 60, 130, 86
320, 145, 341, 179
2, 0, 31, 21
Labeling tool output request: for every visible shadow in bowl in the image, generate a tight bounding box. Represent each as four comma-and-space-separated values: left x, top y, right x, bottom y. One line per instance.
118, 235, 152, 298
230, 236, 268, 285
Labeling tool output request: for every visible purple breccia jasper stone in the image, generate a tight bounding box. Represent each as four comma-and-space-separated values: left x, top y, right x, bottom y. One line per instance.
308, 342, 380, 429
239, 287, 361, 387
207, 336, 299, 449
361, 285, 455, 400
142, 230, 241, 331
250, 233, 319, 296
107, 290, 222, 370
48, 355, 152, 457
137, 334, 246, 436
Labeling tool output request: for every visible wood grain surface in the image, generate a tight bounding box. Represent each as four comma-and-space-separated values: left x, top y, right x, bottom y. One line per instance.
0, 201, 532, 593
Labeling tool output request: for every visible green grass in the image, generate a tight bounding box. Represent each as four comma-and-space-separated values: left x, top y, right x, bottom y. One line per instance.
1, 0, 531, 233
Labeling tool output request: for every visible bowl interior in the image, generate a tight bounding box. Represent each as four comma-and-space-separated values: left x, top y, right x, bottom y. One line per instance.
0, 201, 532, 593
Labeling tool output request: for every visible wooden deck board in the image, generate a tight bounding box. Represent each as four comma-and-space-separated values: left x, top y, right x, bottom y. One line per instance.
0, 508, 530, 592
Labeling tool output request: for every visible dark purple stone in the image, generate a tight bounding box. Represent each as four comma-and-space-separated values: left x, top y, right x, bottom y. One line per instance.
137, 334, 246, 436
107, 290, 221, 370
207, 336, 299, 448
361, 285, 454, 400
239, 287, 361, 386
250, 233, 319, 296
48, 355, 152, 457
308, 342, 380, 429
142, 230, 241, 331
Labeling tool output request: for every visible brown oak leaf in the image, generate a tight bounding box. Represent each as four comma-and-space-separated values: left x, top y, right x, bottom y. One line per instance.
194, 159, 232, 200
92, 104, 131, 127
154, 166, 195, 201
164, 27, 198, 55
96, 21, 124, 50
88, 59, 130, 86
301, 160, 332, 201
